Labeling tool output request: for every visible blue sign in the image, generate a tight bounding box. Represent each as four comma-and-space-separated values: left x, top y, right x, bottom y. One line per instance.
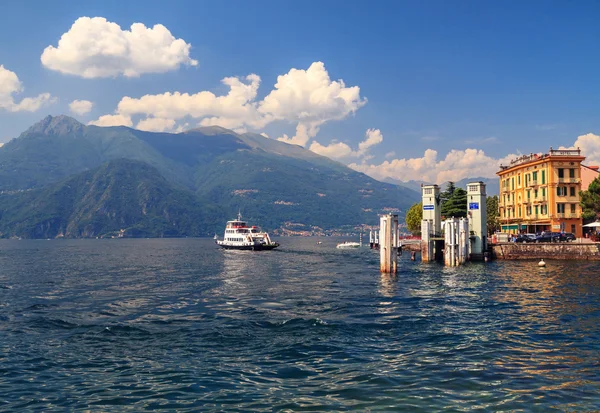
423, 205, 434, 210
469, 202, 479, 210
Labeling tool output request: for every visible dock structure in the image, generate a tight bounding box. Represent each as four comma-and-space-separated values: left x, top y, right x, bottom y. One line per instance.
443, 218, 469, 266
467, 182, 487, 259
421, 184, 443, 262
369, 230, 380, 249
376, 182, 489, 271
379, 213, 399, 273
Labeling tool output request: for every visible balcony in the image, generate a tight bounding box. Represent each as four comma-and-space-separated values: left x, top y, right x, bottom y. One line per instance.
532, 196, 547, 203
555, 213, 565, 218
527, 180, 538, 187
567, 213, 579, 219
558, 177, 580, 184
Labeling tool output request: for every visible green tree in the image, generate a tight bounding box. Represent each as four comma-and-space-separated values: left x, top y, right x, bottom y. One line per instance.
440, 181, 456, 206
405, 202, 423, 235
580, 176, 600, 221
486, 195, 500, 234
441, 187, 467, 218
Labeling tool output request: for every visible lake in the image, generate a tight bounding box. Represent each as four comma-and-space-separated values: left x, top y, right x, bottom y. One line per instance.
0, 238, 599, 411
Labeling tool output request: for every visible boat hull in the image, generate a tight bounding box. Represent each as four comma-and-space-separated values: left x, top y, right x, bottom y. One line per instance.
217, 242, 279, 251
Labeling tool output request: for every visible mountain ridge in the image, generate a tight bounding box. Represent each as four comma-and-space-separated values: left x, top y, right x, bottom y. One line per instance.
0, 115, 421, 237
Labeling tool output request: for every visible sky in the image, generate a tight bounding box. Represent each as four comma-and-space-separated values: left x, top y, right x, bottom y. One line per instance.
1, 0, 600, 184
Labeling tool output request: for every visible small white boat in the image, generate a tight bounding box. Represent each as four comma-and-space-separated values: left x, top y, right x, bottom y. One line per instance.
336, 241, 361, 249
215, 213, 279, 251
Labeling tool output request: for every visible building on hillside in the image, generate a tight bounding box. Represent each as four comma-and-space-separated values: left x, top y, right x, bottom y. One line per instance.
497, 147, 584, 237
581, 164, 599, 191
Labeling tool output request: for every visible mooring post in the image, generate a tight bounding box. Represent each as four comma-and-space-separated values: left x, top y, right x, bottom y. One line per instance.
421, 219, 433, 262
379, 213, 398, 273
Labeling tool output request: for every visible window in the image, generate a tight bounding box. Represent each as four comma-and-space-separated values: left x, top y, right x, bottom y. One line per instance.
535, 205, 539, 215
541, 170, 545, 184
532, 171, 538, 181
558, 168, 564, 178
534, 189, 538, 198
570, 187, 575, 197
527, 190, 531, 199
518, 175, 521, 185
569, 168, 575, 178
527, 206, 532, 215
571, 204, 576, 213
519, 207, 522, 217
557, 187, 567, 196
557, 203, 565, 213
542, 187, 546, 197
511, 177, 514, 190
571, 224, 576, 233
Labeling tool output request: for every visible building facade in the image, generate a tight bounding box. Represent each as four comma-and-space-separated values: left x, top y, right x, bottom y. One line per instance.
497, 148, 584, 237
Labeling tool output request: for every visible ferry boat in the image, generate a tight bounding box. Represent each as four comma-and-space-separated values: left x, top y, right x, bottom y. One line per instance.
215, 213, 279, 250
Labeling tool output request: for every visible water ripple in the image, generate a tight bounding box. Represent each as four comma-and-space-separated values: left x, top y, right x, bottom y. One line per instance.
0, 238, 599, 411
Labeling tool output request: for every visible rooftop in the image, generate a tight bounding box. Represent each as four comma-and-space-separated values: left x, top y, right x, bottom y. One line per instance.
499, 147, 582, 171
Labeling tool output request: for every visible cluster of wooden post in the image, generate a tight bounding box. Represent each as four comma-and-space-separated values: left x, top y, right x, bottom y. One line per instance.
443, 218, 470, 266
379, 214, 399, 273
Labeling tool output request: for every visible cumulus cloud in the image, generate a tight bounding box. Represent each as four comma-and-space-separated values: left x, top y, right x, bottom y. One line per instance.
0, 142, 4, 147
309, 128, 384, 160
41, 17, 198, 78
0, 65, 55, 112
349, 148, 518, 184
566, 133, 600, 166
309, 140, 354, 159
69, 99, 93, 115
136, 117, 176, 132
90, 61, 365, 143
88, 114, 132, 127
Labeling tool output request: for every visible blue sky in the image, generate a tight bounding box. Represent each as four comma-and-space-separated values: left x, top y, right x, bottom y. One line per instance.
1, 0, 600, 183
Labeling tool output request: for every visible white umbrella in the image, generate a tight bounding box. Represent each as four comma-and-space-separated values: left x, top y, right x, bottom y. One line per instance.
583, 222, 600, 227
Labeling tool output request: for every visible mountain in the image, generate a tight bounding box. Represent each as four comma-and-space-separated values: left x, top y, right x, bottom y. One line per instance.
0, 159, 223, 239
0, 116, 421, 237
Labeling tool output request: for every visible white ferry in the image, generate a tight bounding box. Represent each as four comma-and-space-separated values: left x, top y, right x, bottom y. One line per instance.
336, 241, 361, 249
215, 213, 279, 251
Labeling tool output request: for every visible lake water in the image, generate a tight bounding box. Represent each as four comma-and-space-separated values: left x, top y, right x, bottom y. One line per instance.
0, 238, 599, 412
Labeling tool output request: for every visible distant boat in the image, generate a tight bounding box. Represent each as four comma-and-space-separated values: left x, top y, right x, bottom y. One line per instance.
336, 241, 361, 249
215, 213, 279, 251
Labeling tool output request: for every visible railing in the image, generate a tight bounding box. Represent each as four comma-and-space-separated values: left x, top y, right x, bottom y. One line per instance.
568, 213, 579, 218
499, 147, 581, 170
533, 196, 547, 203
556, 213, 565, 218
527, 180, 538, 187
549, 147, 581, 156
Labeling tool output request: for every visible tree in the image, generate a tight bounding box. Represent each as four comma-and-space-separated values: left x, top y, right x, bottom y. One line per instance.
405, 202, 422, 235
441, 187, 468, 218
580, 176, 600, 221
486, 195, 500, 234
440, 181, 456, 206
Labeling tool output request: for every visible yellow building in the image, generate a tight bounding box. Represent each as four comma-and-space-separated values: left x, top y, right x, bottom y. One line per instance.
497, 147, 584, 237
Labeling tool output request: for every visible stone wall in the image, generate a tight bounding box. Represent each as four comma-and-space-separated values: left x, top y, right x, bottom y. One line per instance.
492, 243, 600, 260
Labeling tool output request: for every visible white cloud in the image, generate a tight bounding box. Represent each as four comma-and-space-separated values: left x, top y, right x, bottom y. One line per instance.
0, 142, 4, 147
0, 65, 55, 112
349, 148, 518, 184
41, 17, 198, 78
136, 117, 176, 132
90, 61, 365, 144
358, 128, 383, 154
88, 114, 132, 127
385, 151, 396, 159
309, 140, 354, 159
569, 133, 600, 166
309, 128, 384, 160
69, 99, 93, 115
